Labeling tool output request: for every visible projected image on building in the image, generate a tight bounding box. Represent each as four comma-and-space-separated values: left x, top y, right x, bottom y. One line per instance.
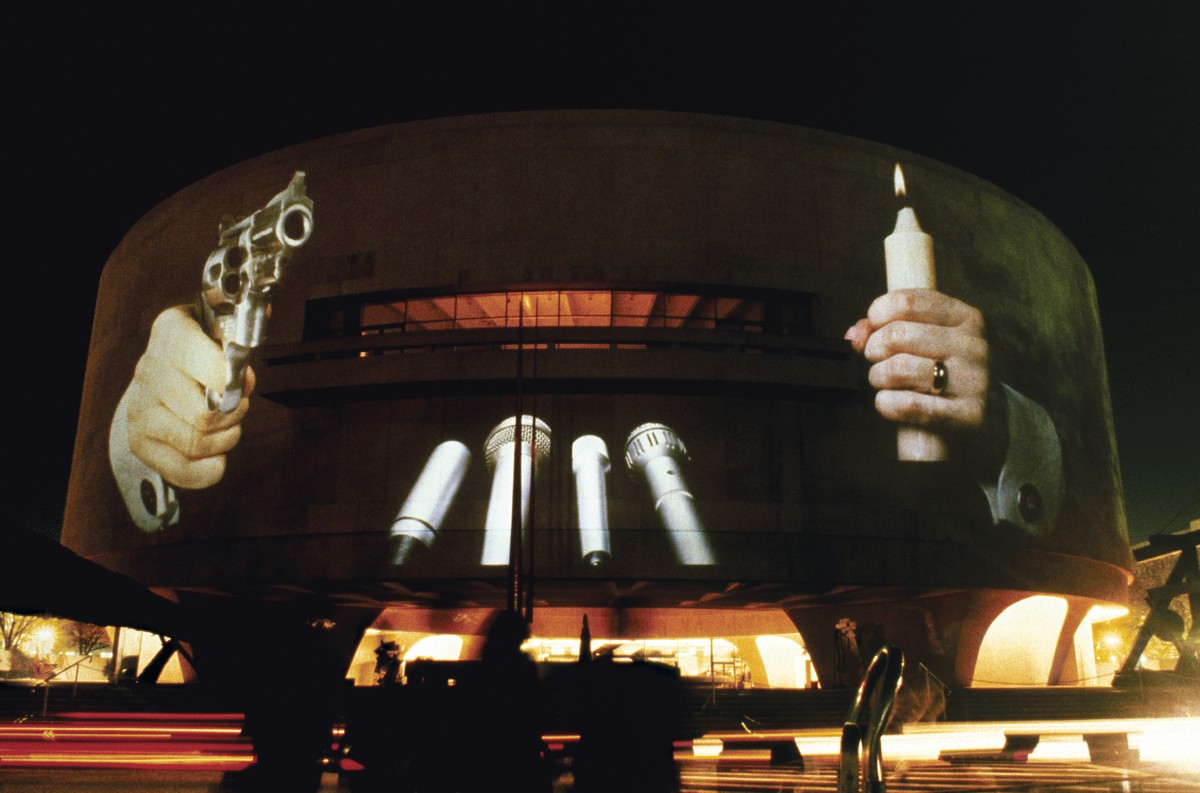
36, 108, 1182, 793
54, 110, 1137, 699
72, 113, 1125, 609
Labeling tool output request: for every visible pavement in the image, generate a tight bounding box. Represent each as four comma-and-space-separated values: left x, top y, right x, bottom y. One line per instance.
4, 759, 1200, 793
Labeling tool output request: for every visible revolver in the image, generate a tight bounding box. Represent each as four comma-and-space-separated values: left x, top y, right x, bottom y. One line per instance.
199, 171, 314, 412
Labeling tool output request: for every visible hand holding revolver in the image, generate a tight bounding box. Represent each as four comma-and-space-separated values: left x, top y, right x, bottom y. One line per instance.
125, 306, 255, 489
111, 174, 313, 528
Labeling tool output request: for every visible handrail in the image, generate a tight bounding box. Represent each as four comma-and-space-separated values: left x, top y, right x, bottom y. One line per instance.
265, 325, 851, 363
838, 645, 905, 793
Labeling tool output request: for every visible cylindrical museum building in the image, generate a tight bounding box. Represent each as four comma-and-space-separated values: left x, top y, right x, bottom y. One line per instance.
64, 110, 1132, 693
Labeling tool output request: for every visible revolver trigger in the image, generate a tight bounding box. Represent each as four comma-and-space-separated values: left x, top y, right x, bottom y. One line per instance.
207, 386, 243, 414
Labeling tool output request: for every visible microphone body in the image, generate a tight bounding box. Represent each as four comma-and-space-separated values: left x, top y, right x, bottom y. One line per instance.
625, 422, 715, 566
481, 416, 551, 566
390, 441, 472, 564
572, 435, 611, 566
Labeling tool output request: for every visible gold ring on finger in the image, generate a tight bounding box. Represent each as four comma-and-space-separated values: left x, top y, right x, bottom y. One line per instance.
931, 360, 948, 396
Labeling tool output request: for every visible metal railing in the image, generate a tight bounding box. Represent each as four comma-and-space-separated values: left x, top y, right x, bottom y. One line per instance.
838, 645, 905, 793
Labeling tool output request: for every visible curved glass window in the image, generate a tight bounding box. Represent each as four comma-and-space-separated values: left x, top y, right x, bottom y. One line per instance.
358, 290, 770, 334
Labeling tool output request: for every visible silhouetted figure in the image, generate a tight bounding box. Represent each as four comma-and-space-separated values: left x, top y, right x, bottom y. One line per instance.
573, 650, 682, 793
400, 661, 468, 793
834, 617, 863, 687
578, 614, 592, 664
207, 608, 370, 793
460, 610, 550, 793
343, 683, 418, 792
374, 639, 402, 686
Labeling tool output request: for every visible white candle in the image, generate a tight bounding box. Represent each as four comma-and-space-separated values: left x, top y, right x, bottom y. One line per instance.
885, 207, 936, 291
884, 164, 946, 462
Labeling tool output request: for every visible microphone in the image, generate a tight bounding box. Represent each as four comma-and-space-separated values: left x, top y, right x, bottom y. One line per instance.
480, 416, 551, 566
572, 435, 611, 567
390, 441, 472, 564
625, 422, 715, 566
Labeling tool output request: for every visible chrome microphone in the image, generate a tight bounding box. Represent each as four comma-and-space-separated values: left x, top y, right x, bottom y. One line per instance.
480, 416, 551, 566
572, 435, 612, 567
625, 422, 715, 566
391, 441, 472, 564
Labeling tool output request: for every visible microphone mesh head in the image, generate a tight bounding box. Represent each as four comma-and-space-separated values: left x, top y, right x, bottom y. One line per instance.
624, 422, 687, 472
483, 415, 552, 469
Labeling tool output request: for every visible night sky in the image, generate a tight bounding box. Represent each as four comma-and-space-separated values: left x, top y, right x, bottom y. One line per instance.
11, 6, 1197, 546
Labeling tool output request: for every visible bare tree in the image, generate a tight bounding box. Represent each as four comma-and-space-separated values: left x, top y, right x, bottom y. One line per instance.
67, 621, 111, 658
1, 612, 44, 653
2, 612, 50, 678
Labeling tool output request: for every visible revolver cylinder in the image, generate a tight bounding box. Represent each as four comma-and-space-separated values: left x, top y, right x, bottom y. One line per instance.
200, 172, 313, 412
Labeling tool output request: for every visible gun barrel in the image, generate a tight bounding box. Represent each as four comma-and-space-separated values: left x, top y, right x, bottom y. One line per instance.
201, 172, 313, 412
245, 186, 314, 255
277, 199, 314, 248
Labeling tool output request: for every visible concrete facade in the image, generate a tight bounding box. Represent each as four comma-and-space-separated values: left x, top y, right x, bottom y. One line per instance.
64, 111, 1132, 687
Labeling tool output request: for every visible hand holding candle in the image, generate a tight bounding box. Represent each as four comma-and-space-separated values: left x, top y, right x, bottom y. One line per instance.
884, 164, 945, 461
844, 165, 993, 461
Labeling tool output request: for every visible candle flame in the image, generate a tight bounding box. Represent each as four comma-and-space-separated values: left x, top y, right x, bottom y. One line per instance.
894, 163, 907, 198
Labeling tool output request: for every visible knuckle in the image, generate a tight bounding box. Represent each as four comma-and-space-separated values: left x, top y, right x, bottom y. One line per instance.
901, 391, 927, 420
182, 456, 226, 490
877, 389, 920, 422
965, 305, 984, 331
149, 309, 172, 336
962, 397, 986, 428
132, 354, 156, 386
182, 458, 225, 489
868, 361, 889, 389
203, 457, 228, 487
965, 336, 988, 365
884, 322, 911, 352
902, 354, 923, 382
149, 307, 182, 343
956, 305, 985, 339
125, 388, 149, 422
127, 433, 150, 459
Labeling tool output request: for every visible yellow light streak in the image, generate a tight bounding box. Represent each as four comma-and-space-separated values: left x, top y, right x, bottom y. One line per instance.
699, 717, 1200, 766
